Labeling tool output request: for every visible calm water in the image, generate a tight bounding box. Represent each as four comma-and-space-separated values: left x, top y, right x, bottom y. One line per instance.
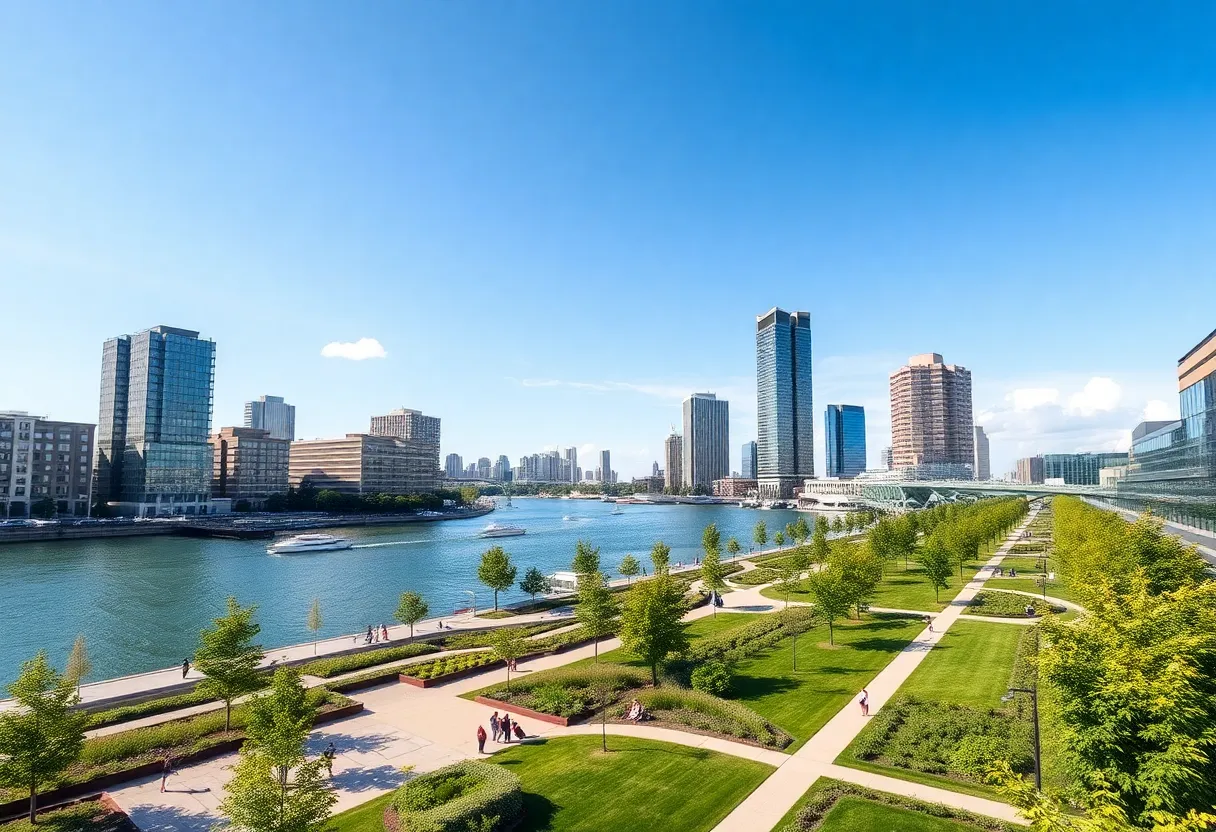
0, 499, 802, 684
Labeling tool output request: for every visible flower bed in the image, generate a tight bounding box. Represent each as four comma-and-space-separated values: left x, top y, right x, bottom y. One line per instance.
386, 761, 523, 832
430, 620, 570, 650
968, 591, 1064, 618
623, 687, 792, 749
297, 643, 441, 679
478, 665, 650, 720
399, 652, 500, 687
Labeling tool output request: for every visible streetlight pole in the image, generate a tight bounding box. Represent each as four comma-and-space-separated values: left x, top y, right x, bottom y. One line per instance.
1006, 686, 1041, 791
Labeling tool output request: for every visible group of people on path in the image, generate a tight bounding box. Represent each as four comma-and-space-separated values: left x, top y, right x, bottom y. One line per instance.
361, 624, 391, 644
477, 711, 528, 752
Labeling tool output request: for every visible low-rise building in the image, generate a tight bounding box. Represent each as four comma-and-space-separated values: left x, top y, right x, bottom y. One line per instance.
290, 434, 439, 495
712, 477, 757, 498
211, 427, 290, 506
631, 475, 665, 493
1015, 456, 1045, 485
0, 411, 95, 517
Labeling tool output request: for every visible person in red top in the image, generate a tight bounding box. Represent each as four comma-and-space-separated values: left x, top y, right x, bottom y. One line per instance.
476, 724, 487, 754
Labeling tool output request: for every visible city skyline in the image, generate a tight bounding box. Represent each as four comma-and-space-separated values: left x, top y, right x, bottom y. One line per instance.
5, 4, 1212, 478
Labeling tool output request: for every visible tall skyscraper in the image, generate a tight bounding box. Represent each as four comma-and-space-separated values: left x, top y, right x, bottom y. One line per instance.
889, 353, 975, 479
682, 393, 730, 490
973, 426, 991, 480
477, 457, 492, 479
599, 450, 611, 484
564, 447, 578, 483
444, 453, 463, 479
96, 325, 216, 516
664, 431, 683, 490
244, 395, 295, 441
369, 407, 441, 485
755, 308, 814, 498
741, 441, 758, 480
825, 404, 867, 479
497, 454, 512, 482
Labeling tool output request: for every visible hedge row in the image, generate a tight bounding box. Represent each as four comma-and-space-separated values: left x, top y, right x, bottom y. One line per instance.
296, 642, 441, 679
728, 567, 781, 586
404, 651, 498, 680
389, 760, 523, 832
628, 687, 792, 749
480, 665, 650, 718
432, 620, 571, 650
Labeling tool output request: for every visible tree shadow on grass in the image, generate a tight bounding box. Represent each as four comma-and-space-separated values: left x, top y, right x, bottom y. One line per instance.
516, 793, 558, 831
848, 637, 921, 652
731, 676, 801, 698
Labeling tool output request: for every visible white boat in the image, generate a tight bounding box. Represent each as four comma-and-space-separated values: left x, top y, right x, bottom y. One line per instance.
610, 506, 624, 515
479, 523, 526, 538
267, 533, 354, 555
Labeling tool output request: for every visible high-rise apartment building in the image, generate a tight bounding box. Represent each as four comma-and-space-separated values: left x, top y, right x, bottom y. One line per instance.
598, 450, 611, 485
244, 395, 295, 441
883, 446, 893, 470
1015, 456, 1046, 485
756, 308, 814, 498
369, 407, 440, 486
664, 431, 683, 491
741, 441, 758, 480
973, 426, 991, 480
96, 326, 216, 516
290, 434, 438, 495
0, 412, 95, 518
444, 453, 463, 479
682, 393, 730, 490
496, 454, 512, 482
564, 447, 578, 483
211, 427, 290, 505
824, 404, 867, 479
889, 353, 975, 479
477, 457, 492, 479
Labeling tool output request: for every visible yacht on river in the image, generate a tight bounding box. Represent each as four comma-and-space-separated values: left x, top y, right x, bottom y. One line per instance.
479, 523, 526, 538
267, 533, 353, 555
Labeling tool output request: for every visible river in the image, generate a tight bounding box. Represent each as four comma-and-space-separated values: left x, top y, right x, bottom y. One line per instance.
0, 499, 802, 684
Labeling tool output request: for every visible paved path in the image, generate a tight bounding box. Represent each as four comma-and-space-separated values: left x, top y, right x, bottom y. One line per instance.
710, 509, 1041, 832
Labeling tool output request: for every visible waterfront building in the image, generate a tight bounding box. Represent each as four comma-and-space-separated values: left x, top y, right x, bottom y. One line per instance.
210, 427, 289, 505
0, 411, 95, 518
824, 404, 866, 479
1015, 456, 1045, 485
477, 457, 492, 479
444, 453, 463, 479
633, 475, 664, 493
664, 431, 683, 491
599, 450, 611, 485
369, 407, 441, 485
973, 426, 991, 480
514, 450, 565, 483
243, 395, 295, 441
565, 447, 578, 483
652, 460, 661, 477
741, 441, 758, 480
96, 325, 216, 517
713, 477, 757, 498
889, 353, 974, 479
496, 454, 512, 482
1041, 452, 1128, 485
756, 308, 814, 498
290, 433, 439, 495
682, 392, 730, 490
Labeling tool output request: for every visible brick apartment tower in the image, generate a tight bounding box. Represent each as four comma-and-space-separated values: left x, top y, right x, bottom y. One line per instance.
889, 353, 975, 478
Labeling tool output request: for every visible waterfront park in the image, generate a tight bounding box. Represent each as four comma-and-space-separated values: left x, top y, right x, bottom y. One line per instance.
0, 497, 1213, 832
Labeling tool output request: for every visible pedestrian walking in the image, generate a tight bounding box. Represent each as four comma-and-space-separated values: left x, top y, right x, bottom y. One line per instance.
182, 658, 190, 679
366, 625, 374, 644
490, 712, 501, 742
501, 714, 512, 743
476, 724, 487, 753
859, 689, 870, 717
381, 624, 389, 642
322, 742, 336, 777
160, 756, 174, 792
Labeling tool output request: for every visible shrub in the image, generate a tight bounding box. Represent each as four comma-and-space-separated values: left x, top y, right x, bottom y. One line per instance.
728, 567, 780, 586
297, 643, 441, 678
406, 652, 498, 680
630, 687, 792, 749
432, 621, 569, 650
389, 761, 523, 832
84, 686, 236, 730
690, 661, 732, 697
968, 591, 1064, 618
480, 665, 648, 718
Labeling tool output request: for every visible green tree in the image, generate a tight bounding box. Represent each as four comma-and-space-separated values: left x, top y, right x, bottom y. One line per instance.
831, 515, 844, 534
575, 571, 620, 662
753, 521, 768, 549
244, 667, 316, 795
219, 746, 335, 832
836, 543, 882, 618
618, 555, 640, 584
305, 600, 322, 655
572, 540, 601, 577
811, 516, 831, 564
477, 546, 517, 611
784, 523, 796, 546
519, 566, 551, 600
0, 653, 87, 822
774, 530, 786, 547
490, 627, 527, 693
650, 540, 671, 575
195, 597, 264, 730
700, 550, 726, 615
726, 537, 741, 559
775, 558, 802, 609
393, 591, 428, 638
458, 485, 480, 506
804, 569, 850, 645
918, 542, 953, 602
701, 523, 721, 560
795, 516, 812, 545
619, 574, 688, 685
65, 634, 91, 695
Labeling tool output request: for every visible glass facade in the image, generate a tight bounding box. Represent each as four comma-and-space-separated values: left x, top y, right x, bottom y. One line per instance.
1041, 452, 1128, 486
741, 441, 757, 480
755, 308, 813, 497
682, 393, 730, 489
825, 404, 866, 479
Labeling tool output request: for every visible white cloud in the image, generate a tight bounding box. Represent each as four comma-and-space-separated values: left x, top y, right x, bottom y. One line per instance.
1066, 377, 1121, 416
320, 338, 387, 361
1142, 399, 1177, 421
1010, 388, 1059, 411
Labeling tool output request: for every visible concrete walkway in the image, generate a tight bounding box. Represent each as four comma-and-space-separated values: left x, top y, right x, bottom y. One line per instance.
709, 508, 1041, 832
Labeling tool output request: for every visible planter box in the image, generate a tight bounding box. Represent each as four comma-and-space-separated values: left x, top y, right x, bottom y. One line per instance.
400, 660, 504, 688
0, 701, 363, 822
473, 696, 570, 726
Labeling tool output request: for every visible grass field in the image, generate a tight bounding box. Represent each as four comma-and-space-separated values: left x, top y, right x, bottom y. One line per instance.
984, 576, 1080, 605
493, 735, 773, 832
759, 569, 954, 612
895, 620, 1023, 708
330, 793, 392, 832
996, 556, 1049, 575
816, 796, 992, 832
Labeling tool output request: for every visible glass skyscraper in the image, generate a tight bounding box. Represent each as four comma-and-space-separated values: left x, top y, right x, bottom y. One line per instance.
741, 441, 758, 480
244, 395, 296, 441
825, 404, 866, 479
756, 308, 813, 498
682, 393, 730, 490
96, 326, 215, 516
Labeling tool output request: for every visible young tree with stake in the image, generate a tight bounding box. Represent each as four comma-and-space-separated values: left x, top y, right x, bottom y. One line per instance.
394, 591, 428, 638
619, 573, 688, 685
195, 597, 264, 730
575, 571, 620, 661
572, 540, 601, 577
753, 521, 768, 551
618, 555, 640, 584
306, 600, 322, 655
650, 540, 671, 575
519, 566, 551, 600
65, 634, 91, 695
700, 549, 726, 614
491, 628, 527, 693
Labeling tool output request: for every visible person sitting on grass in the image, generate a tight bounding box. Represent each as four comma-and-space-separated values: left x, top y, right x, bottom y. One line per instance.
625, 699, 642, 721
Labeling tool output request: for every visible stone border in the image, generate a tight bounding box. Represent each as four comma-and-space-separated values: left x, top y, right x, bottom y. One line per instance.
473, 695, 571, 726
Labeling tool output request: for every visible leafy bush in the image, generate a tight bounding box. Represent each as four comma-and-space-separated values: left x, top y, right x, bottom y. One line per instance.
405, 651, 498, 680
968, 591, 1064, 618
690, 661, 732, 697
297, 643, 441, 678
432, 621, 569, 650
390, 761, 523, 832
84, 686, 232, 730
628, 687, 792, 749
729, 567, 780, 586
480, 665, 649, 718
1008, 542, 1047, 554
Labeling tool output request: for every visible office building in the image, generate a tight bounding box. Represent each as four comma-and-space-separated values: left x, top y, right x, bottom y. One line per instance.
1015, 456, 1045, 485
514, 449, 564, 483
1041, 452, 1128, 486
564, 447, 579, 483
495, 455, 512, 482
477, 457, 492, 479
756, 308, 814, 498
290, 434, 439, 495
598, 450, 611, 485
96, 325, 216, 516
664, 431, 683, 491
211, 427, 290, 505
713, 477, 757, 498
244, 395, 295, 441
584, 470, 594, 481
0, 412, 95, 518
445, 453, 463, 479
741, 441, 758, 480
889, 353, 975, 479
973, 426, 991, 481
824, 405, 866, 479
632, 475, 664, 493
682, 392, 730, 490
369, 407, 440, 484
883, 446, 893, 470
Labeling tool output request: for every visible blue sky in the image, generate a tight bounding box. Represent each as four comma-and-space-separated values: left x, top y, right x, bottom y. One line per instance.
3, 1, 1216, 478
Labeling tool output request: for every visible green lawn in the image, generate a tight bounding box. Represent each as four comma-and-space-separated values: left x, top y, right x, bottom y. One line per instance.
760, 569, 954, 611
984, 576, 1080, 605
330, 793, 392, 832
897, 621, 1023, 708
816, 796, 991, 832
728, 614, 924, 749
996, 556, 1048, 575
492, 735, 774, 832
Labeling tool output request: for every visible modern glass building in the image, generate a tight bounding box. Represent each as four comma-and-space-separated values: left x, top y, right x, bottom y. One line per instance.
755, 308, 813, 498
825, 404, 866, 479
1041, 452, 1129, 485
244, 395, 296, 441
741, 441, 758, 480
96, 326, 215, 516
682, 393, 730, 490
